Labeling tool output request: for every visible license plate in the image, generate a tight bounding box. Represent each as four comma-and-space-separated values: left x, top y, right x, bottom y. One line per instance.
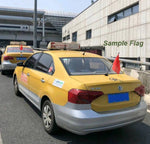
108, 93, 129, 103
16, 57, 27, 60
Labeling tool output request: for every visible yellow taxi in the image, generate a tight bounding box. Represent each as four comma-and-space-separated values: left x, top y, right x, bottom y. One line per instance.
1, 42, 34, 75
13, 50, 147, 135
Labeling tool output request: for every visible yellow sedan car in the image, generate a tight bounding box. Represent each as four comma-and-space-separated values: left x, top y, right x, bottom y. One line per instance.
1, 45, 33, 75
13, 51, 147, 135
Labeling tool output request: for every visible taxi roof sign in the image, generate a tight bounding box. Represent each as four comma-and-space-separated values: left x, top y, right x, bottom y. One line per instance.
47, 42, 80, 50
66, 42, 80, 50
47, 42, 66, 50
10, 41, 27, 46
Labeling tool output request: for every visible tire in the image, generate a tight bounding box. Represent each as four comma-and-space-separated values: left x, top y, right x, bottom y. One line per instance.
1, 70, 6, 75
42, 100, 58, 134
14, 76, 21, 96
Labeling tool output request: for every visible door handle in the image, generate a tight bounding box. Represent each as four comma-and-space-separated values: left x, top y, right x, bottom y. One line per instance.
41, 78, 45, 83
27, 73, 30, 76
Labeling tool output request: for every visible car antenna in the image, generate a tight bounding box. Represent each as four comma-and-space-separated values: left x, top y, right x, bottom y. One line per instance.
83, 50, 86, 55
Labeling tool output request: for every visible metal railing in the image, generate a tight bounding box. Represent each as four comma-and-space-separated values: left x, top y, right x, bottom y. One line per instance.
106, 57, 150, 70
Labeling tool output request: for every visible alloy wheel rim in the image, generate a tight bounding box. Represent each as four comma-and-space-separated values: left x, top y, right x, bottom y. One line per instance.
43, 105, 52, 129
14, 78, 18, 90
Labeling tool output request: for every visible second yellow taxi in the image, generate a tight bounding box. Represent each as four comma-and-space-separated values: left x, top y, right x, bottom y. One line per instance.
1, 41, 34, 75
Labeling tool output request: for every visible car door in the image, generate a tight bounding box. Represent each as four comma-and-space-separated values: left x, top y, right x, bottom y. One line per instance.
28, 53, 55, 108
19, 53, 42, 100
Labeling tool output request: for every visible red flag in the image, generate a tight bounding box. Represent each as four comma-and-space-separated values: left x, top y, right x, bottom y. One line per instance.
20, 45, 23, 50
112, 54, 120, 74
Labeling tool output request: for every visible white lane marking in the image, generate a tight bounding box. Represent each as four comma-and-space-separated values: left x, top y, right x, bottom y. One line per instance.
0, 132, 3, 144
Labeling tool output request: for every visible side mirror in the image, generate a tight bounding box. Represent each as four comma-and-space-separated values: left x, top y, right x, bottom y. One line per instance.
17, 62, 24, 67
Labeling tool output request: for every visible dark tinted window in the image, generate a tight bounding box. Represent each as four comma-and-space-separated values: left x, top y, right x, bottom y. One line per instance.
133, 4, 139, 14
72, 32, 77, 42
116, 11, 124, 20
108, 15, 116, 23
25, 53, 41, 68
63, 36, 66, 41
124, 8, 132, 17
67, 34, 70, 40
63, 35, 70, 41
86, 29, 92, 39
35, 53, 54, 74
108, 3, 139, 24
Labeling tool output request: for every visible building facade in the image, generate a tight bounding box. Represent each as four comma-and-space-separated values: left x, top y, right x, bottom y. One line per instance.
0, 7, 74, 48
62, 0, 150, 63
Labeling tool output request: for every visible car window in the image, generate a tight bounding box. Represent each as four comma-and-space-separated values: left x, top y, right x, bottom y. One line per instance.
0, 50, 2, 55
7, 47, 33, 53
24, 53, 41, 69
35, 53, 55, 74
61, 57, 117, 75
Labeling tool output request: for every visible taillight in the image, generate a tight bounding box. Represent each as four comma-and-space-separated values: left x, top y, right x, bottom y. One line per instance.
51, 42, 55, 48
134, 85, 145, 97
4, 56, 14, 60
68, 89, 104, 104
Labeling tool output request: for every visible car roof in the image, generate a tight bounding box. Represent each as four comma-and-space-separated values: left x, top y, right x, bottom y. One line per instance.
44, 50, 103, 58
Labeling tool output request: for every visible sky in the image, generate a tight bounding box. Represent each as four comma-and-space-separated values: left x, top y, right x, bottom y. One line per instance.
0, 0, 93, 14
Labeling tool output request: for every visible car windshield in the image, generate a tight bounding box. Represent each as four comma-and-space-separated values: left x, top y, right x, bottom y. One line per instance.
60, 57, 118, 75
7, 47, 33, 53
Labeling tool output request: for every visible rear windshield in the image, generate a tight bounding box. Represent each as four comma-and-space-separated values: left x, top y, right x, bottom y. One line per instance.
7, 47, 33, 53
60, 57, 118, 75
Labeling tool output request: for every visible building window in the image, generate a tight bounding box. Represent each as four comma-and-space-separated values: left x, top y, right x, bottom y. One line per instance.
67, 34, 70, 40
133, 4, 139, 14
86, 29, 92, 40
63, 36, 66, 41
63, 34, 70, 41
108, 3, 139, 24
108, 15, 116, 23
72, 32, 77, 42
124, 8, 132, 17
116, 11, 124, 20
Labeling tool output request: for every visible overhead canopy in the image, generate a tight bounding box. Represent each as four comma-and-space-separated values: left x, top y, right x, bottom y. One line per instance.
0, 7, 44, 18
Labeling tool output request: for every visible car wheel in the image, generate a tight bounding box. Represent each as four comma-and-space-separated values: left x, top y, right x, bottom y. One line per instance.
14, 77, 21, 96
42, 100, 58, 134
1, 70, 6, 75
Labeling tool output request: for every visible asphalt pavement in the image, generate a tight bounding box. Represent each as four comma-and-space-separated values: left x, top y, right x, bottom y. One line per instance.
0, 69, 150, 144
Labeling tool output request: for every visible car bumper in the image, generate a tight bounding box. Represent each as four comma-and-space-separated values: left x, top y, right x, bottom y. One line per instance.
1, 61, 17, 70
53, 100, 147, 135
